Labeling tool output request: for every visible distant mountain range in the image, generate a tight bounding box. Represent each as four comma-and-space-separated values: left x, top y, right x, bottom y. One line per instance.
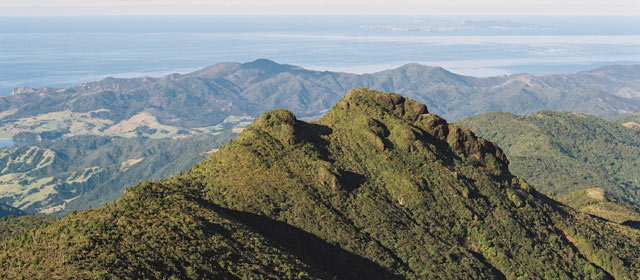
1, 59, 639, 139
2, 90, 639, 279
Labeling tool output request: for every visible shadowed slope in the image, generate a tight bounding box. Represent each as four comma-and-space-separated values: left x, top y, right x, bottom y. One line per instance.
0, 203, 26, 219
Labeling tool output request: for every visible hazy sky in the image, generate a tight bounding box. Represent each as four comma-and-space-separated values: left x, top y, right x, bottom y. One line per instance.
1, 0, 639, 16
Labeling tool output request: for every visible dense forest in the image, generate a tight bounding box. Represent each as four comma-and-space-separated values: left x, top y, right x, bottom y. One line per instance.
458, 111, 640, 206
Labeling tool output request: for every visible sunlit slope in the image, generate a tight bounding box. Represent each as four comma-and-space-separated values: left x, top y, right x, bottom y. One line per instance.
458, 111, 640, 205
1, 89, 639, 279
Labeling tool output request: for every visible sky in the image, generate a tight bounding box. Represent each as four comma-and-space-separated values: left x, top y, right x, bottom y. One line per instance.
1, 0, 639, 16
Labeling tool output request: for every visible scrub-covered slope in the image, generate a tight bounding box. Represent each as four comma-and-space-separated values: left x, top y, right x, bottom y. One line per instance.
1, 89, 639, 279
557, 187, 640, 224
0, 215, 57, 241
457, 111, 640, 204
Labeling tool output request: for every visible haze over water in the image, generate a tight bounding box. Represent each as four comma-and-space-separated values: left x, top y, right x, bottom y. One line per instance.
1, 16, 640, 95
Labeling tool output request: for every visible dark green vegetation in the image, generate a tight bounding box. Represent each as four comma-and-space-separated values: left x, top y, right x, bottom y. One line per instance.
0, 132, 236, 214
2, 61, 639, 139
457, 111, 640, 207
2, 89, 639, 279
0, 203, 26, 218
0, 215, 57, 241
557, 187, 640, 224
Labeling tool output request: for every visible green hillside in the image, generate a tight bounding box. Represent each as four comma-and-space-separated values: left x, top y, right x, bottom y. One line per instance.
1, 89, 639, 279
0, 132, 236, 214
457, 111, 640, 206
618, 114, 640, 130
0, 215, 57, 241
557, 187, 640, 224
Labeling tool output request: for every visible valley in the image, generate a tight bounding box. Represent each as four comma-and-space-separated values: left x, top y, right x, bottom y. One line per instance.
0, 132, 236, 214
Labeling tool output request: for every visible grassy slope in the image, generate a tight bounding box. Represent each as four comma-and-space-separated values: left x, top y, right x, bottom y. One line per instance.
617, 114, 640, 130
1, 89, 639, 279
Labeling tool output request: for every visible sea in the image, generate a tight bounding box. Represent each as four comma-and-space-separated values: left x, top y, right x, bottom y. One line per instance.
0, 139, 14, 148
1, 16, 640, 96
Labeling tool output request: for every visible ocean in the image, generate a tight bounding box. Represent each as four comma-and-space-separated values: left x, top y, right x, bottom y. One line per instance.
1, 16, 640, 95
0, 139, 15, 148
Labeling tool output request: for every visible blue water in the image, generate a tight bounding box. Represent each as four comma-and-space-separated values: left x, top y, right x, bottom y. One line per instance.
0, 139, 15, 148
1, 16, 640, 95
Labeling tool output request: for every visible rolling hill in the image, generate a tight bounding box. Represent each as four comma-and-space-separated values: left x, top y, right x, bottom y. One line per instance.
1, 89, 639, 279
457, 111, 640, 208
0, 132, 236, 215
1, 60, 638, 140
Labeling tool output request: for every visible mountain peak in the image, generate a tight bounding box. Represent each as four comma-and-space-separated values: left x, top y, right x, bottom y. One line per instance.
3, 89, 640, 279
252, 109, 299, 146
338, 88, 429, 121
320, 88, 509, 176
241, 58, 296, 71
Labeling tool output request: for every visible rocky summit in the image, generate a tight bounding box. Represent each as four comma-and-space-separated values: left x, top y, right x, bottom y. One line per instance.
1, 89, 639, 279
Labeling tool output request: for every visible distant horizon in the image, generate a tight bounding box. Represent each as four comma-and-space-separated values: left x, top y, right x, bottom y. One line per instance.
3, 15, 636, 19
3, 15, 640, 17
2, 16, 639, 95
2, 0, 639, 16
2, 15, 639, 35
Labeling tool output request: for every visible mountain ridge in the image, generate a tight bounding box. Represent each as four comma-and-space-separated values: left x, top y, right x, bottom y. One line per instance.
2, 89, 639, 279
1, 60, 639, 140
